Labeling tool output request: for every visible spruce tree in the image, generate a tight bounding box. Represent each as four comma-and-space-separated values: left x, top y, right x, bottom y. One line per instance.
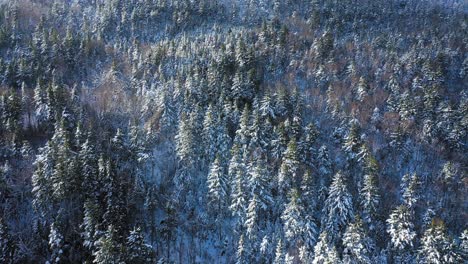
342, 217, 374, 264
0, 218, 16, 264
418, 220, 461, 264
125, 227, 154, 264
322, 171, 354, 242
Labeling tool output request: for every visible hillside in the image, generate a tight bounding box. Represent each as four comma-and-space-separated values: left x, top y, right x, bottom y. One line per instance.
0, 0, 466, 263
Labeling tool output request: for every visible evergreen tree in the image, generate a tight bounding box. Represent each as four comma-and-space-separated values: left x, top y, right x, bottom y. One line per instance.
387, 205, 416, 252
343, 119, 362, 161
0, 218, 16, 264
48, 222, 65, 264
312, 232, 341, 264
402, 173, 420, 210
93, 225, 123, 264
229, 144, 247, 227
342, 217, 374, 264
278, 138, 300, 193
235, 234, 248, 264
248, 157, 273, 212
322, 171, 354, 242
175, 112, 195, 166
418, 220, 461, 264
359, 173, 380, 230
281, 188, 318, 251
207, 155, 228, 213
273, 238, 285, 264
82, 199, 101, 254
125, 227, 154, 264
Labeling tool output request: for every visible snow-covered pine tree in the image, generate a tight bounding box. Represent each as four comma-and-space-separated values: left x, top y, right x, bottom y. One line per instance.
359, 172, 380, 230
401, 173, 420, 210
48, 221, 65, 264
273, 238, 285, 264
125, 227, 154, 264
342, 217, 375, 264
0, 218, 16, 263
386, 205, 416, 259
322, 171, 354, 242
278, 138, 300, 193
312, 232, 341, 264
418, 219, 461, 264
207, 155, 228, 214
93, 225, 123, 264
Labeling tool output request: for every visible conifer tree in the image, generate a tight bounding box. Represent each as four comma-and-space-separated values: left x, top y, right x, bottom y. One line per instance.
93, 225, 123, 264
312, 232, 341, 264
207, 155, 228, 213
278, 138, 300, 193
48, 222, 65, 264
342, 217, 374, 264
0, 218, 16, 264
387, 205, 416, 252
418, 220, 461, 264
125, 227, 154, 264
322, 171, 354, 242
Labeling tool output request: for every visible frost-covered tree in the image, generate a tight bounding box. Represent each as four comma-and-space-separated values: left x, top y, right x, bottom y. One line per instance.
273, 238, 285, 264
0, 218, 16, 264
48, 222, 65, 264
387, 205, 416, 254
93, 225, 123, 264
322, 171, 354, 242
418, 220, 461, 264
343, 119, 362, 161
278, 138, 300, 192
401, 173, 420, 210
312, 232, 341, 264
207, 155, 228, 213
125, 227, 154, 264
248, 157, 273, 212
342, 217, 374, 264
359, 172, 380, 229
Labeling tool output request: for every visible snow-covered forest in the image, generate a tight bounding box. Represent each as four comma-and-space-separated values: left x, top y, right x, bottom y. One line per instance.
0, 0, 466, 263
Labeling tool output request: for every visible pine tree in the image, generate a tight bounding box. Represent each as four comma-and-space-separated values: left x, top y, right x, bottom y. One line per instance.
355, 76, 369, 102
229, 144, 247, 227
48, 222, 65, 264
343, 119, 362, 161
248, 157, 273, 212
80, 135, 99, 200
342, 217, 374, 264
300, 169, 317, 213
245, 193, 259, 241
312, 232, 341, 264
202, 104, 217, 163
0, 218, 16, 263
125, 227, 154, 264
418, 220, 461, 264
175, 112, 195, 166
236, 234, 248, 264
273, 238, 285, 264
387, 205, 416, 251
32, 142, 54, 216
360, 173, 380, 230
82, 199, 101, 253
402, 173, 420, 210
278, 138, 300, 193
103, 160, 127, 239
93, 225, 123, 264
281, 188, 318, 251
322, 171, 354, 242
207, 155, 228, 213
299, 122, 319, 164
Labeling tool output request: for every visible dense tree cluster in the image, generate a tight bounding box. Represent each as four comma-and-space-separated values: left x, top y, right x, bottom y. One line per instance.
0, 0, 466, 263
